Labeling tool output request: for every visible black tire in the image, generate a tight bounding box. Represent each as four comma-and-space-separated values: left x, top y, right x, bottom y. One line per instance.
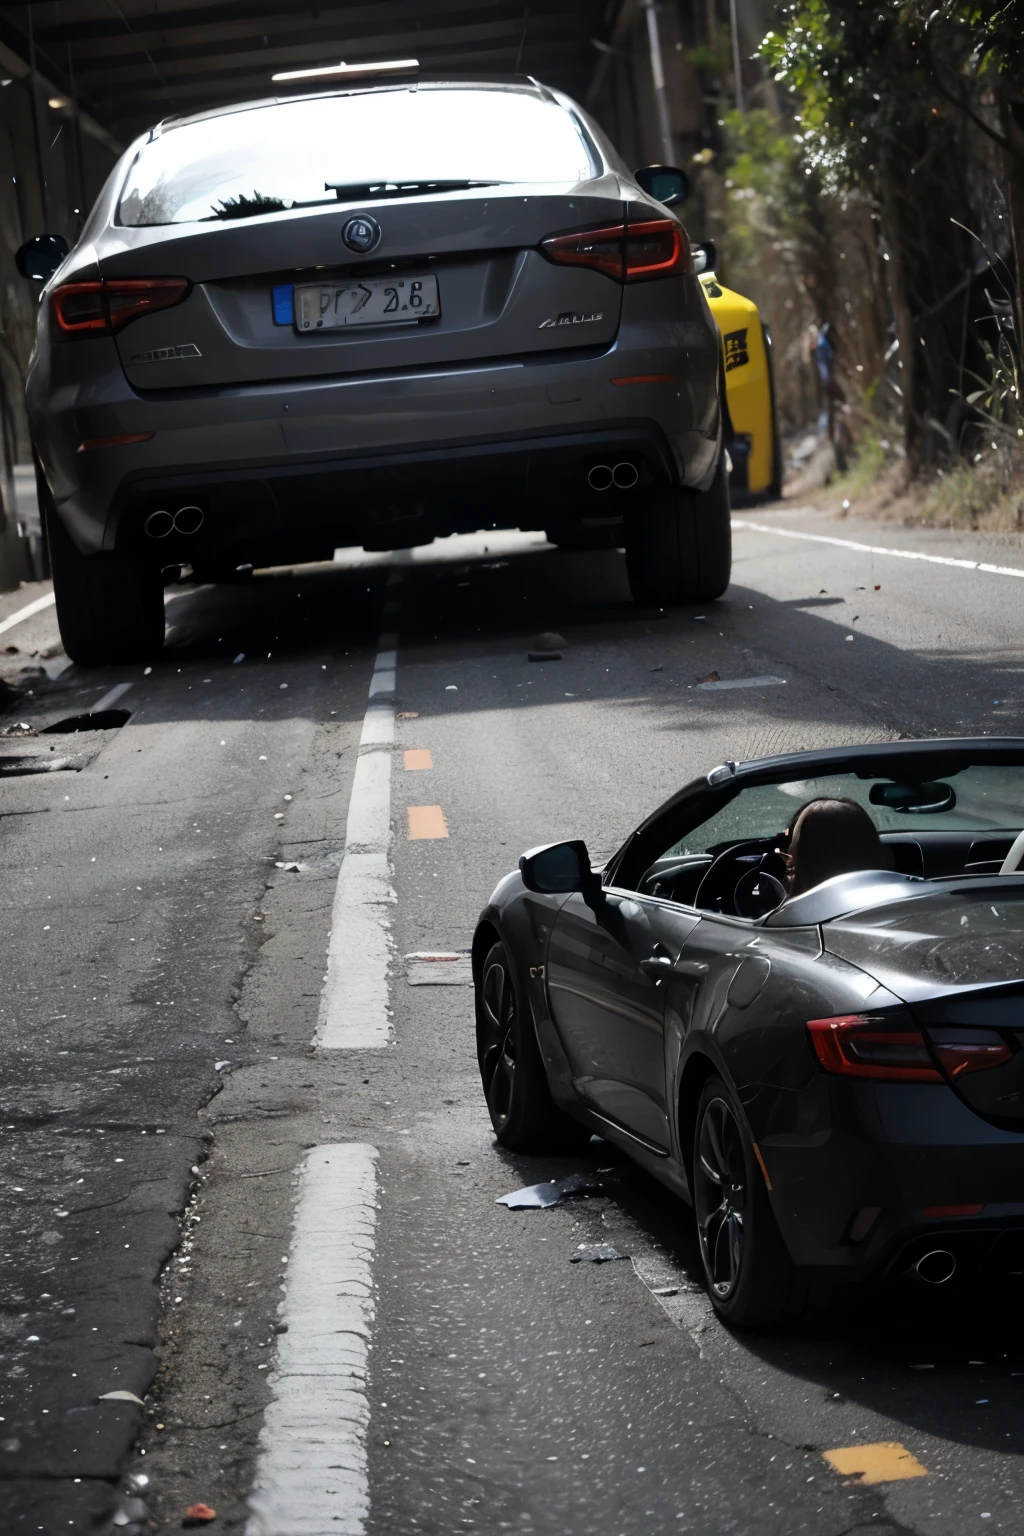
692, 1075, 815, 1329
476, 940, 591, 1154
42, 485, 164, 667
625, 455, 731, 606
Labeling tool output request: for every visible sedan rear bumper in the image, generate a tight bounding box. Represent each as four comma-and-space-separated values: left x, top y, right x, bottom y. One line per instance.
31, 338, 721, 558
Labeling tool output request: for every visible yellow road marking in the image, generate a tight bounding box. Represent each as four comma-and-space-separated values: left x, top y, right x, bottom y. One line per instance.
404, 749, 433, 771
822, 1442, 928, 1484
407, 805, 448, 840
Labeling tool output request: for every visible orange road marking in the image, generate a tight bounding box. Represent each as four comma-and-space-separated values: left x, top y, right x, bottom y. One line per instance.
404, 749, 433, 770
407, 805, 448, 839
822, 1443, 928, 1484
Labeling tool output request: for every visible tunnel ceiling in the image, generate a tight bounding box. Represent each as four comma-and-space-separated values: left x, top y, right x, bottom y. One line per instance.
5, 0, 613, 145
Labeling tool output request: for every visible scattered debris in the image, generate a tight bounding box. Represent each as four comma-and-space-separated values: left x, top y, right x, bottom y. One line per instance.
98, 1390, 145, 1405
183, 1504, 217, 1527
233, 654, 245, 664
693, 615, 707, 621
445, 685, 458, 691
874, 584, 881, 590
696, 670, 720, 684
404, 951, 473, 986
396, 711, 419, 719
570, 1242, 629, 1264
496, 1170, 614, 1209
696, 675, 787, 692
651, 1285, 679, 1297
532, 631, 567, 650
275, 861, 303, 873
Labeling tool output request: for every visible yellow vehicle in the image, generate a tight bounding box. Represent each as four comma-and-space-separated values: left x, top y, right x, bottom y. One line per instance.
699, 263, 782, 500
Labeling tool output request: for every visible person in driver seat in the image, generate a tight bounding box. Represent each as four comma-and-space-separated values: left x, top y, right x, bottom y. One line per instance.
782, 798, 892, 897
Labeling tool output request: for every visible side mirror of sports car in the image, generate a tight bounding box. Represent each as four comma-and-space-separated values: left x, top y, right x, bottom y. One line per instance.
634, 164, 690, 207
15, 233, 69, 283
519, 839, 597, 896
691, 239, 719, 275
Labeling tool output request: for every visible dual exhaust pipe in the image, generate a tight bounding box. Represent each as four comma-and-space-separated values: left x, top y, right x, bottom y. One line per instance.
144, 504, 204, 538
588, 461, 639, 492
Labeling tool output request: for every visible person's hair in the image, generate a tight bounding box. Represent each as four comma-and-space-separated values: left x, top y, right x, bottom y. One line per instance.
785, 798, 889, 897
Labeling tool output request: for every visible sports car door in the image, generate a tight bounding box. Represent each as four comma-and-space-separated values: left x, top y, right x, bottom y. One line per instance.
546, 890, 701, 1150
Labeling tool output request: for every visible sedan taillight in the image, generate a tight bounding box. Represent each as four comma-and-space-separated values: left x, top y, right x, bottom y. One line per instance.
52, 278, 188, 337
540, 219, 691, 282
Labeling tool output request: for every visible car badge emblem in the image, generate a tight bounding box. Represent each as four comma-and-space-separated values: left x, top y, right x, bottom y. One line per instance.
342, 215, 381, 254
538, 311, 603, 329
128, 342, 201, 363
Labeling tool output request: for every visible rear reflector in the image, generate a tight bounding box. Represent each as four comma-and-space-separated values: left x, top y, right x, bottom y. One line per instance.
541, 219, 691, 283
611, 374, 676, 386
53, 278, 188, 336
77, 433, 155, 452
807, 1014, 942, 1083
921, 1204, 985, 1218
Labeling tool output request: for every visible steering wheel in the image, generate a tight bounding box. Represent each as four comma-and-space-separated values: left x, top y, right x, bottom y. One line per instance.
694, 839, 788, 917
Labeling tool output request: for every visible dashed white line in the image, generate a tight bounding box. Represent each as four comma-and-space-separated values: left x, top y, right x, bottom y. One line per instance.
0, 591, 56, 636
733, 518, 1024, 579
90, 681, 133, 713
316, 633, 398, 1050
246, 1143, 378, 1536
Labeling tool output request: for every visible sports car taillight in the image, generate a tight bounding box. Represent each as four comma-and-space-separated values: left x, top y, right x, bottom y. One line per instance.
807, 1015, 942, 1082
52, 278, 188, 337
540, 219, 691, 282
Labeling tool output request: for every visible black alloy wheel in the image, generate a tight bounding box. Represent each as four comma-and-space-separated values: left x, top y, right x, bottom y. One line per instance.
691, 1074, 818, 1328
478, 945, 518, 1134
475, 940, 591, 1154
694, 1094, 748, 1300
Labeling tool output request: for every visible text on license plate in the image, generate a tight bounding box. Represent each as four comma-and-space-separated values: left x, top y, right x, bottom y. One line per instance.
294, 274, 440, 331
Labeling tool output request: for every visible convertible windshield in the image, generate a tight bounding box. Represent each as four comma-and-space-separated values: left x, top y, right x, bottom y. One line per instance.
672, 764, 1024, 855
117, 87, 598, 226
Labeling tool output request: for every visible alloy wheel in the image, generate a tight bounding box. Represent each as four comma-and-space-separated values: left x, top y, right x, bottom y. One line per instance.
695, 1096, 748, 1299
479, 954, 517, 1128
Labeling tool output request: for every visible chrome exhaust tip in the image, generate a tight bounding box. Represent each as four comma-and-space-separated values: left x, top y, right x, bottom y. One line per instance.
173, 504, 204, 535
612, 461, 638, 489
587, 464, 613, 492
914, 1249, 957, 1285
144, 509, 174, 539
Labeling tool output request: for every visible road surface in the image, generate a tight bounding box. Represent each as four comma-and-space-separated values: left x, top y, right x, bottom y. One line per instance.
1, 508, 1023, 1535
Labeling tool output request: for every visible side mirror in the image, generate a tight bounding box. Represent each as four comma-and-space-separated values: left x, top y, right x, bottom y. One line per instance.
15, 233, 69, 283
691, 239, 718, 275
519, 839, 595, 895
634, 164, 690, 207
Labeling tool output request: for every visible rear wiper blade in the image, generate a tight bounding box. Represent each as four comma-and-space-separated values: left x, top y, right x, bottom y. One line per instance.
325, 179, 504, 201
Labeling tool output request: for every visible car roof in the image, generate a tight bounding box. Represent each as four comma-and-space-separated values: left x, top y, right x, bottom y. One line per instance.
150, 76, 557, 137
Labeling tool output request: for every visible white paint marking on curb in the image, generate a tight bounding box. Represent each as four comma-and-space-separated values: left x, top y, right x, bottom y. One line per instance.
0, 591, 56, 637
90, 682, 133, 713
316, 634, 398, 1050
696, 674, 787, 692
733, 518, 1024, 579
246, 1143, 378, 1536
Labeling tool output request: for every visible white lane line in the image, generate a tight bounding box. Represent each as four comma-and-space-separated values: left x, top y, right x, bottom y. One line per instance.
316, 634, 398, 1050
733, 518, 1024, 579
696, 674, 786, 692
90, 681, 133, 713
0, 591, 55, 636
246, 1143, 378, 1536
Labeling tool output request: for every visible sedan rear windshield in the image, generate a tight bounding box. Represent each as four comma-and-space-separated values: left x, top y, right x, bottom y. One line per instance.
117, 86, 599, 227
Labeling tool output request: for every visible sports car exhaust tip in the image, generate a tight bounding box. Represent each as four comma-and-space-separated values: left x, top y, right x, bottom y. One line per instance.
173, 504, 204, 535
144, 509, 174, 539
587, 464, 613, 492
612, 461, 639, 489
914, 1249, 957, 1285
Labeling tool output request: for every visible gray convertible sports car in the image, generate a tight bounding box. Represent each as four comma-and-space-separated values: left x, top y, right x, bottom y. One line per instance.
19, 75, 727, 665
474, 739, 1024, 1328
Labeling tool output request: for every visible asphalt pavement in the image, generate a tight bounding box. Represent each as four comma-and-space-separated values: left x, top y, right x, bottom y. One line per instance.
2, 508, 1024, 1535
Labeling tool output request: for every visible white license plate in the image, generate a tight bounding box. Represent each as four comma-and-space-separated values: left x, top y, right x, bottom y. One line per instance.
294, 274, 440, 331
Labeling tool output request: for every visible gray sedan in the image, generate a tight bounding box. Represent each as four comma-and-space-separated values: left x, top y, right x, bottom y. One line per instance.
21, 77, 727, 664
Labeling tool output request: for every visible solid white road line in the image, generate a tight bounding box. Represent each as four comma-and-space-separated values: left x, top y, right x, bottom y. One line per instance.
246, 1144, 378, 1536
90, 681, 133, 713
0, 591, 55, 637
733, 518, 1024, 579
316, 635, 398, 1050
